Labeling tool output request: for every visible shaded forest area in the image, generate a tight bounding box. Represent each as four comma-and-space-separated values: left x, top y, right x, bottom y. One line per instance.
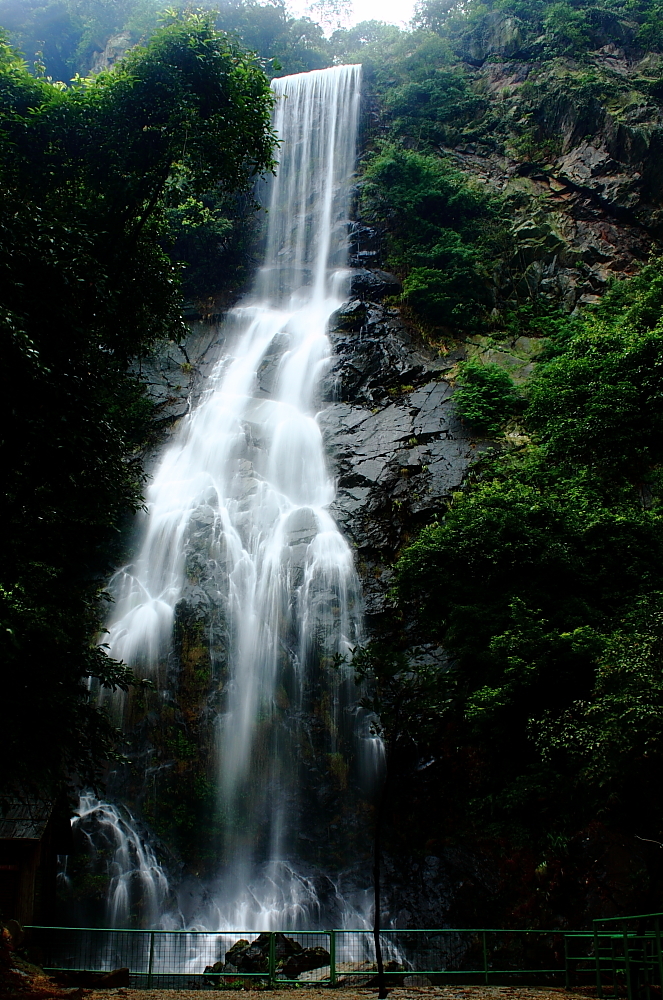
4, 0, 663, 930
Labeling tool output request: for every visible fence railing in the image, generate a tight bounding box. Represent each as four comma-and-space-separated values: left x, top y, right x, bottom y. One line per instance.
25, 925, 569, 989
24, 916, 663, 991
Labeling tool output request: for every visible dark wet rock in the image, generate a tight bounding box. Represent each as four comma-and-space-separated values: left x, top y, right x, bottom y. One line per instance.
134, 321, 220, 428
206, 933, 328, 980
284, 507, 319, 547
350, 269, 402, 299
349, 222, 380, 254
381, 848, 498, 930
280, 946, 331, 977
224, 936, 268, 972
319, 300, 487, 625
331, 298, 367, 331
257, 332, 289, 395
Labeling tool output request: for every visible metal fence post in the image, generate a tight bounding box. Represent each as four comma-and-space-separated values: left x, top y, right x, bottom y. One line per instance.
656, 918, 663, 993
564, 934, 570, 990
623, 922, 634, 1000
147, 931, 155, 988
482, 931, 489, 985
268, 931, 276, 986
330, 930, 336, 986
594, 922, 604, 998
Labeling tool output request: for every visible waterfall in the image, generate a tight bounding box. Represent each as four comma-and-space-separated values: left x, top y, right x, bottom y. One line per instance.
71, 796, 171, 928
96, 65, 369, 930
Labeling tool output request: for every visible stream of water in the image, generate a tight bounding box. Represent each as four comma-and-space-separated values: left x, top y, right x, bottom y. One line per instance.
85, 65, 375, 932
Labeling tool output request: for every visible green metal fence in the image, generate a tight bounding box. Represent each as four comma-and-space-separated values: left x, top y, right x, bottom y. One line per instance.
25, 925, 570, 988
24, 916, 663, 991
564, 912, 663, 1000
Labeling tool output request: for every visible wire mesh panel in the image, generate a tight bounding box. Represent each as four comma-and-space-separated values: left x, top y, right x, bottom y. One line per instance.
28, 927, 232, 989
273, 931, 332, 982
26, 927, 338, 989
29, 927, 151, 976
332, 929, 565, 983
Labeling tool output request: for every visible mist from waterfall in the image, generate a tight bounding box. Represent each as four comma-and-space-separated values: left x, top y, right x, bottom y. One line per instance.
97, 65, 372, 930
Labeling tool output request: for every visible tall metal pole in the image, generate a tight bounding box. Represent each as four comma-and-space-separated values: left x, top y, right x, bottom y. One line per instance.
374, 788, 387, 1000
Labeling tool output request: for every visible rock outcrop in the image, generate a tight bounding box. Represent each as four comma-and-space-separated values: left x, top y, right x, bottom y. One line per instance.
321, 295, 484, 624
203, 933, 330, 982
416, 44, 663, 315
89, 32, 132, 74
132, 321, 222, 432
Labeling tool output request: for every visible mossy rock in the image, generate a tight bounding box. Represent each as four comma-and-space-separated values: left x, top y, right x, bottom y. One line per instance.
466, 333, 546, 382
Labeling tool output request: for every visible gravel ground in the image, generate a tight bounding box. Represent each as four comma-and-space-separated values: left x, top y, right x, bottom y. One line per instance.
81, 987, 596, 1000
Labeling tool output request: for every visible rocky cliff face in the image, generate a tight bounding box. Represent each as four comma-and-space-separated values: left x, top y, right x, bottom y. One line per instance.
438, 38, 662, 314
322, 294, 479, 628
121, 262, 480, 883
112, 32, 663, 923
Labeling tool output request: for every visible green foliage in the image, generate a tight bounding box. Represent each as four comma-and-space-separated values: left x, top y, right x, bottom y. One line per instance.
636, 2, 663, 51
528, 327, 663, 480
542, 2, 592, 56
537, 603, 663, 797
0, 0, 333, 81
414, 0, 663, 57
163, 188, 258, 301
528, 259, 663, 481
454, 358, 522, 433
0, 14, 274, 797
377, 64, 487, 150
361, 146, 501, 329
367, 260, 663, 879
329, 19, 403, 63
202, 1, 331, 76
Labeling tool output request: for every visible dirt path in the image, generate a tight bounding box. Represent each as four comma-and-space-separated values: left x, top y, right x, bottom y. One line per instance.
83, 987, 596, 1000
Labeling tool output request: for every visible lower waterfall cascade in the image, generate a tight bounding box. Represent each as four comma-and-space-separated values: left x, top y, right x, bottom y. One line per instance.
70, 63, 384, 932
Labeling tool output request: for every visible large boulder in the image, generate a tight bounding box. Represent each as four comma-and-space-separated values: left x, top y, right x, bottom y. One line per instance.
204, 934, 330, 981
225, 936, 268, 972
454, 12, 527, 65
211, 932, 306, 975
280, 946, 331, 978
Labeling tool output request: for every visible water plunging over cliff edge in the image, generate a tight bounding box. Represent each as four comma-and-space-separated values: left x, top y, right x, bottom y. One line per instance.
94, 65, 378, 930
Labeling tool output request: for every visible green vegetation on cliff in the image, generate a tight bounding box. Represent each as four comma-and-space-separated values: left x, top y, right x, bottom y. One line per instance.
358, 261, 663, 924
343, 0, 663, 924
361, 147, 500, 328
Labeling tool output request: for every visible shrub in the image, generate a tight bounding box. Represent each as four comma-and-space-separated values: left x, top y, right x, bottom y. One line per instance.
361, 147, 501, 331
454, 358, 522, 433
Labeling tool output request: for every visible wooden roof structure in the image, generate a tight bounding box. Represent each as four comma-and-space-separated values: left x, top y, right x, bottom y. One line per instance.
0, 797, 53, 841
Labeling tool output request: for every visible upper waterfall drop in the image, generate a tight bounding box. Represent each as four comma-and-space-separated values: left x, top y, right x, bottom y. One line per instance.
101, 64, 369, 929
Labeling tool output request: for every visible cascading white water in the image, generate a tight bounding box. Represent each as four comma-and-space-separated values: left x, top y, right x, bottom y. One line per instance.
99, 65, 368, 930
72, 796, 170, 928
